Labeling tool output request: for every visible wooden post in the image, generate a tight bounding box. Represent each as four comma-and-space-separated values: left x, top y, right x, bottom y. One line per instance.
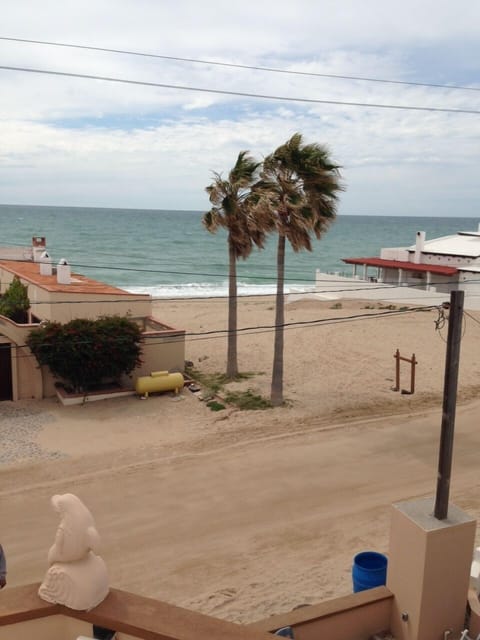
411, 353, 417, 394
394, 349, 400, 391
434, 290, 464, 520
393, 350, 417, 394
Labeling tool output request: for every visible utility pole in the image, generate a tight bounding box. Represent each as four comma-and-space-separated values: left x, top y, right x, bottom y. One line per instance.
434, 289, 464, 520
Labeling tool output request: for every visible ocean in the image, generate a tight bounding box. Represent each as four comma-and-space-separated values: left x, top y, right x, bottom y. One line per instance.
0, 204, 478, 298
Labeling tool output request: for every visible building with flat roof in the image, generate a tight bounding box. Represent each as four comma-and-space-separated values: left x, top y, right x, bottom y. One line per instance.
0, 237, 185, 402
308, 224, 480, 309
343, 225, 480, 296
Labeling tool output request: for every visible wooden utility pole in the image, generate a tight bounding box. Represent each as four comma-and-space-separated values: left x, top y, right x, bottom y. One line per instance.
434, 290, 464, 520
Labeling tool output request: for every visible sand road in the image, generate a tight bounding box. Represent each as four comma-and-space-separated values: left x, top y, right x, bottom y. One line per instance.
1, 395, 480, 623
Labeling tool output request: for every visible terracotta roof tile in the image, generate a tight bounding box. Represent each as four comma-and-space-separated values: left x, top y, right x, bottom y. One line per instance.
0, 260, 150, 297
342, 257, 458, 276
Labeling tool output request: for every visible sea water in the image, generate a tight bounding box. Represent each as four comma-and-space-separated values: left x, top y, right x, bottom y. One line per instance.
0, 204, 478, 298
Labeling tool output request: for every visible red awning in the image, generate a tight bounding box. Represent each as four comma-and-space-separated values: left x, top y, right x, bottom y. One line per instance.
342, 257, 458, 276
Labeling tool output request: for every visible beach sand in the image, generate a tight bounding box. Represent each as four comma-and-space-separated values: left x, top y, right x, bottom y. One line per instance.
2, 296, 480, 623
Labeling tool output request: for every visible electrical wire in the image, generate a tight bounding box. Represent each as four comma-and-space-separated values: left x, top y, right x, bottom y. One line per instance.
10, 304, 438, 359
2, 255, 480, 289
1, 36, 478, 93
6, 285, 480, 306
18, 289, 480, 306
464, 310, 480, 327
1, 64, 480, 115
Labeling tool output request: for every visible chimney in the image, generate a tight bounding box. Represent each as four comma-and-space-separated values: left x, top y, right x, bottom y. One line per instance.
39, 250, 53, 276
32, 236, 47, 263
413, 231, 425, 264
57, 258, 71, 285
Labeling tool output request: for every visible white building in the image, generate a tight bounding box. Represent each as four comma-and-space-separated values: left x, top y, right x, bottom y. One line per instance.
311, 224, 480, 309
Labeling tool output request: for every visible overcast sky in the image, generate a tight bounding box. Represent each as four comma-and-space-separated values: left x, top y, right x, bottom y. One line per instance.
1, 1, 479, 216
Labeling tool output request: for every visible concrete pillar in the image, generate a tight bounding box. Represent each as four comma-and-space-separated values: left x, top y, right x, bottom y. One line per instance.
387, 497, 476, 640
398, 269, 403, 285
363, 264, 367, 280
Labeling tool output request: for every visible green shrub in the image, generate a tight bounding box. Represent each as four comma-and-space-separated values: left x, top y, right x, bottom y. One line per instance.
27, 316, 142, 393
0, 276, 30, 323
206, 400, 226, 411
224, 389, 272, 410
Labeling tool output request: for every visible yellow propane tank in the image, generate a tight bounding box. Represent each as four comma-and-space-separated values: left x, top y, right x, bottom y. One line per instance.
135, 371, 184, 396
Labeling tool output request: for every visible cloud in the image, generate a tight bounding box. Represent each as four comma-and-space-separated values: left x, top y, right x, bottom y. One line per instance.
0, 1, 479, 214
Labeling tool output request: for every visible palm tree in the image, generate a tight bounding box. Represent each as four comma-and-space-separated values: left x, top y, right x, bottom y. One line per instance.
203, 151, 267, 378
257, 133, 344, 406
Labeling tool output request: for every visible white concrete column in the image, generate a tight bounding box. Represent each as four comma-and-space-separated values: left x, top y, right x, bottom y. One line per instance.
398, 269, 403, 285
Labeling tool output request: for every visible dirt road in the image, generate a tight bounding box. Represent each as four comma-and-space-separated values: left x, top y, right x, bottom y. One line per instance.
1, 395, 480, 623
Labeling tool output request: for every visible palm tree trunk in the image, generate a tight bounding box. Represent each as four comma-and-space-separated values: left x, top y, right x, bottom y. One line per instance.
226, 241, 238, 378
271, 233, 285, 406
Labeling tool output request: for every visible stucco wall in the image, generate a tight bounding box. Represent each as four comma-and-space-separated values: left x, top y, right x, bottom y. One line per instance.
39, 332, 186, 399
251, 586, 393, 640
137, 331, 186, 376
30, 291, 152, 323
0, 615, 91, 640
0, 318, 43, 400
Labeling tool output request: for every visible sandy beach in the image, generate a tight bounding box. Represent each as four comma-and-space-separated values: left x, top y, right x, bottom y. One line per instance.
2, 295, 480, 623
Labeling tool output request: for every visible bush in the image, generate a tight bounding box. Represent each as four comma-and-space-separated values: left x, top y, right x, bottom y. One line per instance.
27, 316, 142, 393
223, 389, 272, 410
0, 276, 30, 323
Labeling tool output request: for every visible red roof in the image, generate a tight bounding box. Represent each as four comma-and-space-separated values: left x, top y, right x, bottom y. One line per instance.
342, 257, 458, 276
0, 260, 151, 296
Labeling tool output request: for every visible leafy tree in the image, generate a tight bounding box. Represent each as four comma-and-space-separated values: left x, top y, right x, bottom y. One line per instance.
0, 276, 30, 323
203, 151, 269, 378
256, 133, 344, 406
27, 316, 142, 393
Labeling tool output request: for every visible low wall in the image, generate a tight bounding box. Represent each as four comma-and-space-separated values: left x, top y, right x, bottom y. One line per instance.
468, 587, 480, 637
249, 586, 394, 640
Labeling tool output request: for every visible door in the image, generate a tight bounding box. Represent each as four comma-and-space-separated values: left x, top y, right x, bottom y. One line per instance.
0, 343, 13, 401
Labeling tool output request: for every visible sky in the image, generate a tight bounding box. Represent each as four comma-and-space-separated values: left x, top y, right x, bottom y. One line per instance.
1, 1, 479, 216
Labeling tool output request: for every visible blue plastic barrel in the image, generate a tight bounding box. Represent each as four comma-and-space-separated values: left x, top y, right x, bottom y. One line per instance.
352, 551, 388, 593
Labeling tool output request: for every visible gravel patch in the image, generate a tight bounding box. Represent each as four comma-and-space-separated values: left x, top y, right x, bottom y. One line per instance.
0, 404, 66, 466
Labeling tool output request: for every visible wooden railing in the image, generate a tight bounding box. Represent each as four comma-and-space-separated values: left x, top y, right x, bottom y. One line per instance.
0, 583, 272, 640
249, 586, 394, 640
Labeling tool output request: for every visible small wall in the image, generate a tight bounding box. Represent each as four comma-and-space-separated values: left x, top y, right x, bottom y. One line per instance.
0, 615, 91, 640
380, 248, 410, 261
250, 586, 394, 640
0, 317, 43, 400
56, 387, 135, 406
138, 329, 186, 376
31, 291, 153, 324
468, 587, 480, 638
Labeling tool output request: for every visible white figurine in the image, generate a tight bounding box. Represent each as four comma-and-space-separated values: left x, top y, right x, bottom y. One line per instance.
38, 493, 109, 610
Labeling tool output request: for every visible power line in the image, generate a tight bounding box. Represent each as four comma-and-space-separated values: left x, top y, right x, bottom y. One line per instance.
9, 281, 480, 306
12, 304, 437, 357
1, 64, 480, 115
3, 255, 480, 288
1, 35, 478, 93
0, 256, 320, 283
464, 310, 480, 327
